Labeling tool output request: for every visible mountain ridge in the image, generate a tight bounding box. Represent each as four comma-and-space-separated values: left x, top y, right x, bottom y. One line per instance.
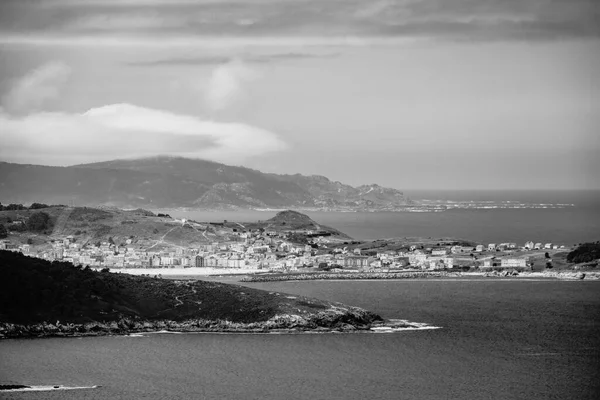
0, 157, 413, 211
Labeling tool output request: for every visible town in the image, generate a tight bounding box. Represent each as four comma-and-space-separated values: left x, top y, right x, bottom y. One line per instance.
0, 218, 568, 274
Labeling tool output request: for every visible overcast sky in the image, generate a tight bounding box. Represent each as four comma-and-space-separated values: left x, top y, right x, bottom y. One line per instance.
0, 0, 598, 190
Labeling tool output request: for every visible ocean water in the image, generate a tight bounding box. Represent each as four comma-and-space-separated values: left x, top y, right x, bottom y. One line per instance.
1, 280, 599, 400
168, 190, 600, 244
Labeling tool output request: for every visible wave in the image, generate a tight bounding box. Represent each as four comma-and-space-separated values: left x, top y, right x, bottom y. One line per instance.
117, 320, 442, 337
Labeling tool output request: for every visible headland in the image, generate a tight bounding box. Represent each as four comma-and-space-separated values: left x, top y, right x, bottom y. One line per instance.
0, 250, 421, 339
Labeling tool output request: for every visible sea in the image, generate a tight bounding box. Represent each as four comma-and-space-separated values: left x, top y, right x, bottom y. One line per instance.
1, 279, 599, 399
169, 190, 600, 245
1, 190, 599, 399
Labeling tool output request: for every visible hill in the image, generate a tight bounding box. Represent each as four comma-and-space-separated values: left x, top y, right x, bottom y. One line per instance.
0, 206, 209, 251
0, 206, 351, 251
0, 157, 412, 210
243, 210, 350, 238
0, 250, 384, 338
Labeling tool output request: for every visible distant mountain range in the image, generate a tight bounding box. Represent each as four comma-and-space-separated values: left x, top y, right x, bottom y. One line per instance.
0, 156, 413, 210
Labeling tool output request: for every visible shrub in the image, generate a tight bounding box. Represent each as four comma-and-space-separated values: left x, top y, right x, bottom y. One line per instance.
27, 212, 52, 232
29, 203, 49, 210
567, 242, 600, 264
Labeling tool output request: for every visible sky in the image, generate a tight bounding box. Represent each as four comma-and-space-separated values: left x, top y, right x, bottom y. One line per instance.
0, 0, 599, 190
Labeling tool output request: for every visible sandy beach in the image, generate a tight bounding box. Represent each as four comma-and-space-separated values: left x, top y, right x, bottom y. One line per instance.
106, 267, 260, 276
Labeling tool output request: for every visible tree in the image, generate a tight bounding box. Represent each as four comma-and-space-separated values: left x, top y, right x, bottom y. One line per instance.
4, 203, 26, 211
27, 212, 51, 232
567, 242, 600, 264
545, 252, 550, 259
0, 224, 8, 239
29, 203, 49, 210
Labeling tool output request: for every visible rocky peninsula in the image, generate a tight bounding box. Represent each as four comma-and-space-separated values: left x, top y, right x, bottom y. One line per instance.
0, 250, 411, 339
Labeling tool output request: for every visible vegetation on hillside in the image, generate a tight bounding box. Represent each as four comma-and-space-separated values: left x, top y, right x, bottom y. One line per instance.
26, 211, 53, 232
0, 251, 381, 331
0, 202, 64, 211
244, 210, 350, 240
567, 242, 600, 264
0, 250, 285, 325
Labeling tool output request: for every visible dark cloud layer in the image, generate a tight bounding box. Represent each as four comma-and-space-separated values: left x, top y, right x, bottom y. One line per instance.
0, 0, 598, 43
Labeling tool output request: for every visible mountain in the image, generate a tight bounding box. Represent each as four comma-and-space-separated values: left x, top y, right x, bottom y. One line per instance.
0, 157, 412, 210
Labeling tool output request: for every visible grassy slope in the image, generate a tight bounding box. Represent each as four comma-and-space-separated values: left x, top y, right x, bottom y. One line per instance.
1, 206, 211, 250
1, 207, 351, 249
242, 210, 351, 240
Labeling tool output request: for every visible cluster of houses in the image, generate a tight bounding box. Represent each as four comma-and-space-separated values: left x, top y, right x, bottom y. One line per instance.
523, 241, 564, 250
0, 231, 564, 272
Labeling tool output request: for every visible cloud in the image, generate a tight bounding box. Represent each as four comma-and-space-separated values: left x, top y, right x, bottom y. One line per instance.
126, 52, 337, 67
65, 12, 185, 31
0, 103, 287, 165
2, 0, 598, 46
204, 59, 258, 112
0, 34, 378, 48
1, 61, 72, 114
0, 61, 286, 164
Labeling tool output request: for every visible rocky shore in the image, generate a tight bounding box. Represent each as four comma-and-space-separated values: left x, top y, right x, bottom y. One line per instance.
0, 306, 400, 339
242, 271, 452, 282
241, 270, 600, 282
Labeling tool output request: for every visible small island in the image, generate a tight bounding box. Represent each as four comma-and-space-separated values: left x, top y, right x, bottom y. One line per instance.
0, 250, 420, 339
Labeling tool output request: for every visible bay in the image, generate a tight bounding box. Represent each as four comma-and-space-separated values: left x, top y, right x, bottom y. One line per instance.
162, 190, 600, 244
1, 279, 599, 400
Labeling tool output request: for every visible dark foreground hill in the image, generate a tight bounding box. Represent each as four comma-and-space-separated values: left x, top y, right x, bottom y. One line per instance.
0, 251, 384, 338
0, 157, 412, 210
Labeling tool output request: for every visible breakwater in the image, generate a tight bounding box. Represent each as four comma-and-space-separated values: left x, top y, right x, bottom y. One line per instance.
241, 271, 451, 282
242, 270, 600, 282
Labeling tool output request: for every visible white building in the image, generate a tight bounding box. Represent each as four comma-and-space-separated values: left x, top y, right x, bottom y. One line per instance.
500, 258, 527, 268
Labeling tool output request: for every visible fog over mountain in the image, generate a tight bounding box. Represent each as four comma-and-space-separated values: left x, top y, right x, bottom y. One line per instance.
0, 156, 411, 210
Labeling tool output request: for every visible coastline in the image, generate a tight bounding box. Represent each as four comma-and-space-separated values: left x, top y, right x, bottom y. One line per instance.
110, 267, 261, 276
0, 309, 435, 340
240, 271, 600, 283
102, 268, 600, 281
